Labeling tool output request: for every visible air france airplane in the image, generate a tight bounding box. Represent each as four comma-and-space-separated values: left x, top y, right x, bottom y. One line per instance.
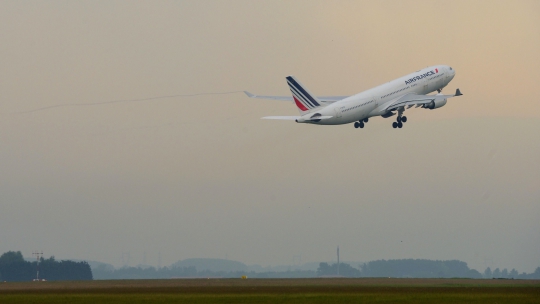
245, 65, 462, 128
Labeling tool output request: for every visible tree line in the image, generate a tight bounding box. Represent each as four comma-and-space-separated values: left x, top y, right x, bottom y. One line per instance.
2, 250, 539, 281
0, 251, 92, 282
483, 266, 540, 280
93, 259, 540, 280
317, 259, 540, 279
92, 263, 315, 280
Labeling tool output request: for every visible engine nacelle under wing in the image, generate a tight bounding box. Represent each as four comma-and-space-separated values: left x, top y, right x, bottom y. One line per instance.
424, 98, 447, 110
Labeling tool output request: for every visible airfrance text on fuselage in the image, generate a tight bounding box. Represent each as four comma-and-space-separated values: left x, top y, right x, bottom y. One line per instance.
405, 71, 435, 85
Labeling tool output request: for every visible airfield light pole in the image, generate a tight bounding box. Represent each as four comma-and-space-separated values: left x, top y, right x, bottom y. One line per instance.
32, 251, 43, 281
337, 246, 340, 276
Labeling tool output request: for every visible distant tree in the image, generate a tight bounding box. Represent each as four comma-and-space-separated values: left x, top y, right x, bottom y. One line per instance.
40, 257, 92, 281
91, 264, 116, 279
0, 251, 25, 265
466, 269, 483, 279
0, 251, 34, 281
531, 267, 540, 279
316, 262, 361, 277
509, 268, 518, 278
0, 251, 92, 281
317, 263, 331, 276
493, 268, 501, 278
501, 268, 508, 278
338, 263, 362, 277
360, 259, 476, 278
484, 267, 492, 278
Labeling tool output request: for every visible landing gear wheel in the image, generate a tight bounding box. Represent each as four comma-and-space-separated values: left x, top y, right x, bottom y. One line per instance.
398, 122, 403, 128
401, 116, 407, 123
397, 116, 402, 123
354, 122, 360, 128
359, 122, 365, 128
392, 122, 398, 128
363, 118, 369, 123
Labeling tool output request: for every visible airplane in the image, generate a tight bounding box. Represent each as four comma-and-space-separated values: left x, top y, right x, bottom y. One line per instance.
244, 65, 462, 129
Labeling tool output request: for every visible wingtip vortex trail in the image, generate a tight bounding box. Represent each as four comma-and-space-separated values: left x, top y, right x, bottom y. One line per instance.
17, 91, 245, 114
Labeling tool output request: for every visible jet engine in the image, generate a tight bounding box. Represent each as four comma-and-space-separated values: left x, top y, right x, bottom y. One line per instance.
424, 98, 447, 110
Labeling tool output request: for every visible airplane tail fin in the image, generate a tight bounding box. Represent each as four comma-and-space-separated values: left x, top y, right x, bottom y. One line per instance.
286, 76, 324, 114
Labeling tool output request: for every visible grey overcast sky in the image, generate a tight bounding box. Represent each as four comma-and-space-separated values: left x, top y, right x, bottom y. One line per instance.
0, 1, 539, 272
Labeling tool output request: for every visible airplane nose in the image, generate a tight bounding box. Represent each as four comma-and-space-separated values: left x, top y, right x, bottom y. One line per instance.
447, 67, 455, 79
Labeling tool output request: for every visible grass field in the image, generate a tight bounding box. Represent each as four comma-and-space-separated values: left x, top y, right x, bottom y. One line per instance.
1, 278, 539, 303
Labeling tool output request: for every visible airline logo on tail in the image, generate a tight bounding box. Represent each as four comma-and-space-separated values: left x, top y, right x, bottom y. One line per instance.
286, 76, 321, 111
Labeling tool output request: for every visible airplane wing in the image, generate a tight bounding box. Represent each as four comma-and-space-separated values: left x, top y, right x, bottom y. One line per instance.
262, 115, 333, 122
262, 116, 300, 120
244, 91, 347, 103
383, 89, 463, 111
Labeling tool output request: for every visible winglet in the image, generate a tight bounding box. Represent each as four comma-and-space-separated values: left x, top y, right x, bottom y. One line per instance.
455, 88, 463, 96
244, 91, 256, 98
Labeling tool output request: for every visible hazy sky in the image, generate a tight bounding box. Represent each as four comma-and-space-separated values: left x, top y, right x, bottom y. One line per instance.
0, 1, 539, 272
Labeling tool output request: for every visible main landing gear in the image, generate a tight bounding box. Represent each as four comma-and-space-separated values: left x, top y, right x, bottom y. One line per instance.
392, 106, 408, 129
354, 118, 369, 129
392, 115, 407, 129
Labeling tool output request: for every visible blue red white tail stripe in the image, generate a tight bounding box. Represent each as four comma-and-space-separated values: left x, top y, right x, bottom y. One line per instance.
292, 96, 309, 111
286, 76, 321, 111
289, 85, 315, 108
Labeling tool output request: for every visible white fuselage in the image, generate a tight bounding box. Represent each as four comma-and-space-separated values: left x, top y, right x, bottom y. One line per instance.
301, 65, 455, 125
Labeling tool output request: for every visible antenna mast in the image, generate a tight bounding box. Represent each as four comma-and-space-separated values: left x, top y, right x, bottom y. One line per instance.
32, 251, 43, 281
